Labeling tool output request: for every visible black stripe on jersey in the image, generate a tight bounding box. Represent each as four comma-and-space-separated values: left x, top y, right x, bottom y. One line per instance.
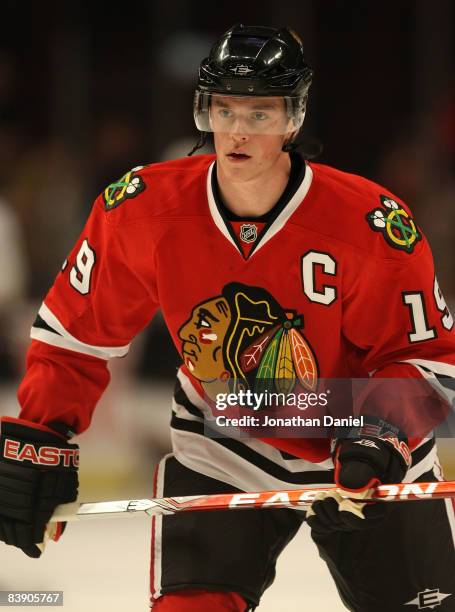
280, 438, 435, 466
172, 378, 435, 482
417, 365, 455, 386
276, 439, 435, 467
435, 374, 455, 390
174, 378, 205, 420
32, 314, 61, 336
279, 450, 302, 460
171, 414, 435, 483
410, 438, 435, 467
171, 413, 334, 485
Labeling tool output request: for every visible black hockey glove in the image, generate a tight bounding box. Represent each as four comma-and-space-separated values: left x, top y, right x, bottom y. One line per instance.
0, 418, 78, 558
306, 436, 410, 534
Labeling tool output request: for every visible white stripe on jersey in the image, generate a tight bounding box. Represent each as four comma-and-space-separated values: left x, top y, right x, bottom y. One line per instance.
401, 358, 455, 378
443, 499, 455, 549
150, 454, 170, 603
171, 428, 333, 493
172, 370, 438, 492
31, 303, 130, 360
405, 442, 437, 482
400, 359, 455, 410
407, 362, 455, 409
434, 457, 455, 548
176, 368, 333, 472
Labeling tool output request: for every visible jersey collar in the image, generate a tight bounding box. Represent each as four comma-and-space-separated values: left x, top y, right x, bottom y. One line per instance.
206, 160, 313, 259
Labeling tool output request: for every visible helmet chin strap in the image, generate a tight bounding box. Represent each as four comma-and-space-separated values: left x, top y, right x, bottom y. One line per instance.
282, 140, 299, 153
187, 132, 208, 156
283, 133, 323, 158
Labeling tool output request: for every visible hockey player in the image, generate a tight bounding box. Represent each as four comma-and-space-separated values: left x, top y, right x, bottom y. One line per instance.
1, 24, 455, 612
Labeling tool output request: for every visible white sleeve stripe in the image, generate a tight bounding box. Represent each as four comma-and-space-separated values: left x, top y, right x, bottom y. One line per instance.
31, 303, 130, 360
401, 358, 455, 378
400, 359, 455, 406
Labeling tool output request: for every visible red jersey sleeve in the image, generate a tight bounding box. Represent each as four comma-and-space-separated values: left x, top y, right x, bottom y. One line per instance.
342, 225, 455, 444
17, 181, 159, 435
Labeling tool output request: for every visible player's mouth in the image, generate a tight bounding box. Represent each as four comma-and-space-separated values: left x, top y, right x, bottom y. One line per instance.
226, 152, 251, 163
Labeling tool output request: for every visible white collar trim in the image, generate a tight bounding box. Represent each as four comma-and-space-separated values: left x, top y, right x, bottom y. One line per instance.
206, 161, 313, 257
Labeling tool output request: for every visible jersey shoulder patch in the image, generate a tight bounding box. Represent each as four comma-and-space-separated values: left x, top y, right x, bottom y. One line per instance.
365, 194, 422, 254
103, 166, 146, 212
308, 164, 424, 259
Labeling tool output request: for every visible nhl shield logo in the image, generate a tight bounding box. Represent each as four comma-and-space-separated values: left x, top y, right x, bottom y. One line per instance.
239, 224, 258, 243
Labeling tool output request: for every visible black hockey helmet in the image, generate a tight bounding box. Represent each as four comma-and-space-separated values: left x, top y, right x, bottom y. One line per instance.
197, 24, 313, 97
189, 24, 313, 154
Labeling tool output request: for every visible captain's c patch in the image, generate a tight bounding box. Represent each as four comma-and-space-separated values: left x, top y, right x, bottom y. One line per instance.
366, 195, 421, 253
103, 166, 146, 211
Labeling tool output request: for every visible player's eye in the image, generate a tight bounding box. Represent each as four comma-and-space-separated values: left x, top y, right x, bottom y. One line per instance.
251, 111, 268, 121
218, 108, 233, 119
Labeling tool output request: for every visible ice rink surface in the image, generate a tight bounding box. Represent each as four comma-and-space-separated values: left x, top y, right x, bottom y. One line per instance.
0, 515, 346, 611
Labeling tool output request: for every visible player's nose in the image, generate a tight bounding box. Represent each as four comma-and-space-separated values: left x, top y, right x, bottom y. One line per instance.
230, 131, 249, 143
229, 119, 250, 140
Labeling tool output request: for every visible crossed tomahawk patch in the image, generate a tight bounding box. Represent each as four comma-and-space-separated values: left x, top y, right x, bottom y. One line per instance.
366, 195, 421, 253
103, 166, 146, 212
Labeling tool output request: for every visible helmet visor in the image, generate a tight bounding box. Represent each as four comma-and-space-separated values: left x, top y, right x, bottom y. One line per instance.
194, 92, 306, 135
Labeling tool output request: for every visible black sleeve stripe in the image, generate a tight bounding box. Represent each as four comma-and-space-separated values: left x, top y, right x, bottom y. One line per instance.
435, 374, 455, 391
171, 414, 334, 485
32, 314, 62, 336
410, 438, 435, 467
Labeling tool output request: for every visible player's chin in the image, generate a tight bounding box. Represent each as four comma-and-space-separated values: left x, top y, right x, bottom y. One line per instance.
220, 158, 257, 180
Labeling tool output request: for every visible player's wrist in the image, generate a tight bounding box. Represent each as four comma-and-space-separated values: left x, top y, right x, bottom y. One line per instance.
1, 416, 70, 441
0, 417, 79, 472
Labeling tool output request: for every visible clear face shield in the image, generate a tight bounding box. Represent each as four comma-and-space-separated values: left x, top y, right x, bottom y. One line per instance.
193, 92, 306, 136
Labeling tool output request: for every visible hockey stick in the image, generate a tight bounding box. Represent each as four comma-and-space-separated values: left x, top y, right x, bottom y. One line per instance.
50, 479, 455, 523
38, 479, 455, 552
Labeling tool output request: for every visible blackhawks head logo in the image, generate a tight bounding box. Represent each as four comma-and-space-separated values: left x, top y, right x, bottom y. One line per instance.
102, 166, 146, 211
366, 195, 421, 253
178, 282, 318, 401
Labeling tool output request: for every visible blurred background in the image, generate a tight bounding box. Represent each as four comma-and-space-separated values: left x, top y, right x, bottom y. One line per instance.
0, 0, 454, 610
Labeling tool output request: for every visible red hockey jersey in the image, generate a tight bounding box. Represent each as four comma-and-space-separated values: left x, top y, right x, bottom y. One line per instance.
15, 155, 455, 485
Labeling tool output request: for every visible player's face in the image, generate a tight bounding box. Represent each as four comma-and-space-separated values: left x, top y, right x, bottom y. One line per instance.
212, 96, 295, 181
179, 297, 231, 383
